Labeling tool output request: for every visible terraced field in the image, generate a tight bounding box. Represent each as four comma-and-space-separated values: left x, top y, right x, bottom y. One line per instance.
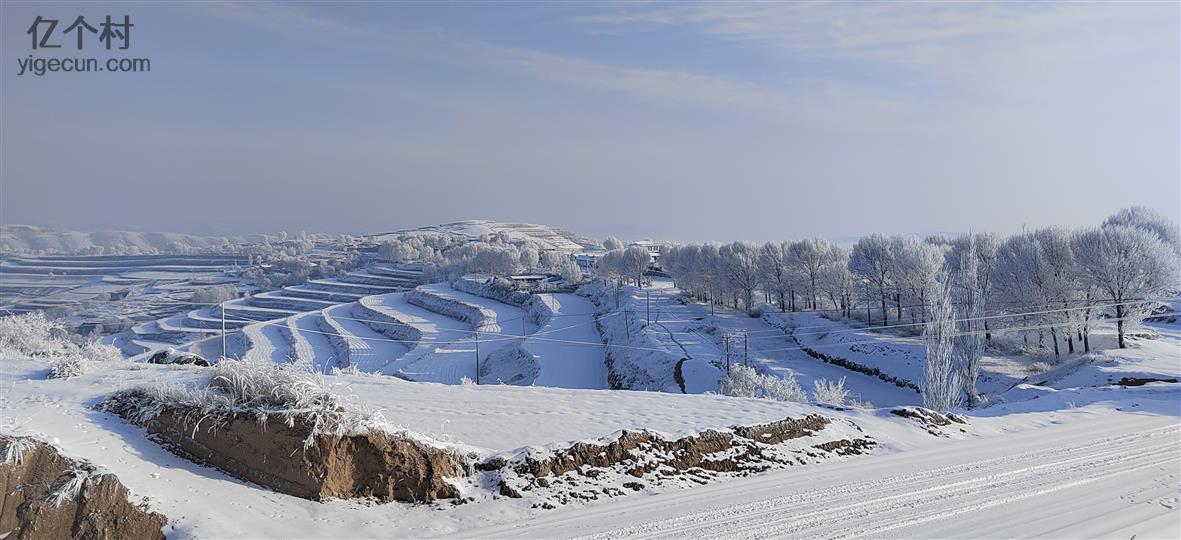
127, 264, 425, 358
219, 280, 611, 390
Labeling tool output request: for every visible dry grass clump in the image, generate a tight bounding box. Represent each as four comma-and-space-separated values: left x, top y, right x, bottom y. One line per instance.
103, 358, 387, 447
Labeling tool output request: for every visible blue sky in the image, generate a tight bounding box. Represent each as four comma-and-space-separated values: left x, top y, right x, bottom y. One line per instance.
1, 1, 1177, 242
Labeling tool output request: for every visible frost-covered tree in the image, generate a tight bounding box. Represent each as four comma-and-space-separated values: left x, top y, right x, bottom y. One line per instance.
1103, 206, 1180, 253
953, 236, 986, 407
850, 234, 895, 325
619, 246, 652, 287
892, 236, 944, 323
518, 246, 540, 270
1072, 225, 1177, 348
721, 241, 760, 309
540, 250, 566, 271
993, 232, 1057, 353
947, 233, 1000, 340
923, 272, 961, 411
758, 242, 793, 312
602, 236, 624, 251
472, 245, 523, 276
788, 238, 831, 310
819, 246, 856, 317
559, 260, 583, 285
191, 284, 238, 305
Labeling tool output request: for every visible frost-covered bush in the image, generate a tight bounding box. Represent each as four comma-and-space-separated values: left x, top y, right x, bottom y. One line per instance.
2, 312, 124, 377
79, 342, 123, 363
49, 355, 88, 379
102, 359, 385, 447
812, 377, 849, 406
1028, 361, 1052, 375
719, 365, 806, 402
0, 311, 72, 357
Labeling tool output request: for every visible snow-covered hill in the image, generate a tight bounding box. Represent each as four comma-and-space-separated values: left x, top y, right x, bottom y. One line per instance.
374, 220, 602, 253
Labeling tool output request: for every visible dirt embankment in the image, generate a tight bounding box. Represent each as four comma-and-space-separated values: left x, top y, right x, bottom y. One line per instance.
0, 436, 167, 540
486, 414, 875, 504
102, 394, 466, 504
890, 406, 969, 437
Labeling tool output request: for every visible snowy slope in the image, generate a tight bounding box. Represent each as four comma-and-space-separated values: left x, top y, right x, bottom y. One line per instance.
359, 291, 477, 382
319, 303, 409, 372
241, 322, 291, 364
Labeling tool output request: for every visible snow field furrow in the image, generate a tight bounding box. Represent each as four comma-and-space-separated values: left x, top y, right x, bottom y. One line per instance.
286, 312, 337, 373
318, 303, 410, 373
361, 291, 481, 383
240, 322, 291, 364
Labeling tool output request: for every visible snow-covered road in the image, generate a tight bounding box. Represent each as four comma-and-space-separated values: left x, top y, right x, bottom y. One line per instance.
529, 293, 608, 389
469, 413, 1181, 539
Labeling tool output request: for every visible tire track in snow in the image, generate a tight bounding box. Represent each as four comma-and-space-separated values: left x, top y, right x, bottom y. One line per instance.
582, 425, 1180, 540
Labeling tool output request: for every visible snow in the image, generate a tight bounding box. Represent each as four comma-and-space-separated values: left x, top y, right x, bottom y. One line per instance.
360, 291, 476, 383
286, 312, 337, 372
469, 412, 1180, 539
2, 311, 1179, 538
241, 322, 291, 364
318, 303, 409, 372
527, 293, 608, 389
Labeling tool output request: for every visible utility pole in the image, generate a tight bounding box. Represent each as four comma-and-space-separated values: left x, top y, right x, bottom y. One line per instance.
723, 333, 731, 371
220, 303, 226, 360
474, 329, 480, 384
625, 310, 631, 340
646, 290, 651, 325
521, 316, 527, 341
743, 331, 749, 367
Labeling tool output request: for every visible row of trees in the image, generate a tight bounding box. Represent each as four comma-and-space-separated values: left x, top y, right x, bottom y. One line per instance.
659, 207, 1179, 356
376, 231, 584, 284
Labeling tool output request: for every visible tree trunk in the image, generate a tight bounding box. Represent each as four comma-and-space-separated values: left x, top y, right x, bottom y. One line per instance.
1115, 304, 1126, 348
1050, 327, 1060, 359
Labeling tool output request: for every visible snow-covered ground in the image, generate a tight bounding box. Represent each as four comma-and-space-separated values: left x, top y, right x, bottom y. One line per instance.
643, 283, 922, 406
4, 273, 1179, 538
1, 351, 1176, 538
471, 412, 1180, 539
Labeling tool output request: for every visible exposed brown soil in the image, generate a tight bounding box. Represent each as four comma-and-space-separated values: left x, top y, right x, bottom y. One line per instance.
103, 397, 465, 504
512, 414, 834, 481
492, 414, 874, 505
890, 407, 968, 436
0, 436, 166, 540
1117, 377, 1178, 387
